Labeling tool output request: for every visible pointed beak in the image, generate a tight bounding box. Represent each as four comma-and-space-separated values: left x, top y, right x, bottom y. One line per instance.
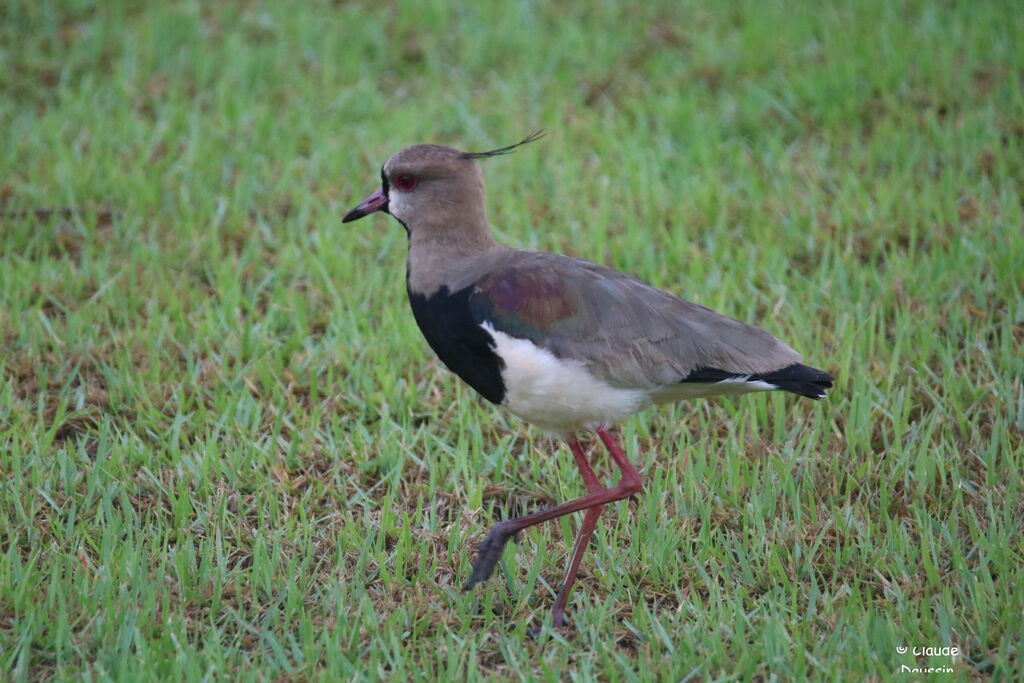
342, 188, 389, 223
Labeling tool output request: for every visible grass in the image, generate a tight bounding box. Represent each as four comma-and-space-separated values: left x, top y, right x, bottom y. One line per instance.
1, 0, 1022, 679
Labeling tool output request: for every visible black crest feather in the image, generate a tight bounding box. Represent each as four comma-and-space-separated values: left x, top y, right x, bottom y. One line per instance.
462, 130, 545, 160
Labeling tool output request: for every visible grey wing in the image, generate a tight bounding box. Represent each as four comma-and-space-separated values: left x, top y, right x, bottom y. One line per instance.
467, 250, 802, 390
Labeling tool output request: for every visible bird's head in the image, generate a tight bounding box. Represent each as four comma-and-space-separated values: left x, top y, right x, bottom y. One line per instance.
342, 132, 544, 238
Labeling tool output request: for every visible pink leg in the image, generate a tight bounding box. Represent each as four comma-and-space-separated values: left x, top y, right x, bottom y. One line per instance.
550, 439, 605, 628
464, 428, 643, 620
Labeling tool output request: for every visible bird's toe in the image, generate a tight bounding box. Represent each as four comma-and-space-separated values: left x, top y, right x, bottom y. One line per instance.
463, 525, 518, 591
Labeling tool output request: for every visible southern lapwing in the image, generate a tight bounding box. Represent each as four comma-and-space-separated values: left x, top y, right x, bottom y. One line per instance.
343, 133, 834, 629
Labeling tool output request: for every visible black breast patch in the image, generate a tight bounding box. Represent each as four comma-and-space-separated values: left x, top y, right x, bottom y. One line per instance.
407, 283, 506, 405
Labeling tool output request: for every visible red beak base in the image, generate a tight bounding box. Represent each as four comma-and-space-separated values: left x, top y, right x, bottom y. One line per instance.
342, 188, 389, 223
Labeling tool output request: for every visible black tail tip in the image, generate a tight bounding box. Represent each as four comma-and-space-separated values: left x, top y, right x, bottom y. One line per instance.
764, 364, 834, 400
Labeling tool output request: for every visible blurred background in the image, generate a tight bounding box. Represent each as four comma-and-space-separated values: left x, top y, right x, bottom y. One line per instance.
2, 0, 1022, 679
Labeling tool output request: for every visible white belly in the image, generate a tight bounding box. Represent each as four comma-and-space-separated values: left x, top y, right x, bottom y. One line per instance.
482, 323, 651, 434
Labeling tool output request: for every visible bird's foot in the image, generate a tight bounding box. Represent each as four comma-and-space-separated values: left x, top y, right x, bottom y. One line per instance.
526, 613, 571, 639
463, 523, 518, 591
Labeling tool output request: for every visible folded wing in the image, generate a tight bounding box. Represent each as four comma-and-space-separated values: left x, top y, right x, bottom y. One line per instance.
465, 251, 831, 396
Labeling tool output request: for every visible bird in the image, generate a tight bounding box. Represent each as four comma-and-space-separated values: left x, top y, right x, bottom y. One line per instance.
342, 132, 834, 630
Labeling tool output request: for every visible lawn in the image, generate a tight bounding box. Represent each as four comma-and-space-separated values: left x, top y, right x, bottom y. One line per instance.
2, 0, 1022, 679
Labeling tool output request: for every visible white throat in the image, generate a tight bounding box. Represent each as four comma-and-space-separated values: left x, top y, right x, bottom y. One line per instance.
387, 188, 415, 224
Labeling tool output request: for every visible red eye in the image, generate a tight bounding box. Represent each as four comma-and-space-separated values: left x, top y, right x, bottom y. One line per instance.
394, 174, 418, 191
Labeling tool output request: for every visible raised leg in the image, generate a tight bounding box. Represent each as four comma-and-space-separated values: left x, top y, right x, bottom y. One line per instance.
550, 439, 604, 628
464, 429, 643, 607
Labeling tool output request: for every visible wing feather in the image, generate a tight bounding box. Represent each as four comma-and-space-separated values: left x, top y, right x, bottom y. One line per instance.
465, 251, 802, 390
